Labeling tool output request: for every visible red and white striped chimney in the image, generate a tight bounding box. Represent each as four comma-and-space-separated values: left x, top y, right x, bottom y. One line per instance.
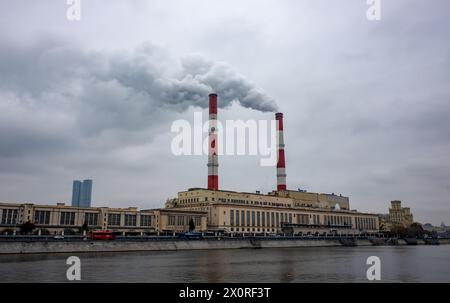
207, 93, 219, 191
276, 112, 287, 191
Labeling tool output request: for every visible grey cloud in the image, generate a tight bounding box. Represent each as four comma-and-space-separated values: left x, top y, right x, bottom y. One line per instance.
0, 38, 277, 158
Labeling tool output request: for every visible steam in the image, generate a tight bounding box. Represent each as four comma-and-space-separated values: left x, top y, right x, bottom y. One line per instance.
0, 39, 277, 140
96, 47, 278, 112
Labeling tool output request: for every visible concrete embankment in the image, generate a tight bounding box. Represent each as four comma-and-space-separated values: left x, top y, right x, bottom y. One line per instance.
0, 239, 363, 254
0, 238, 447, 254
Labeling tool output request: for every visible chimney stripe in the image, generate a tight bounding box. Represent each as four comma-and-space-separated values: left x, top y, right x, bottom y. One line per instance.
208, 93, 219, 191
276, 112, 286, 191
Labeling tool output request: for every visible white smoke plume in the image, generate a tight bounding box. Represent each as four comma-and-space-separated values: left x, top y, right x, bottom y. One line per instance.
93, 46, 278, 113
0, 38, 277, 156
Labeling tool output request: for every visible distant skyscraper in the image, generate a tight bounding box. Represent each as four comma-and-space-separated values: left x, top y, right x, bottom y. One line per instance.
71, 179, 93, 207
71, 180, 82, 207
80, 179, 93, 207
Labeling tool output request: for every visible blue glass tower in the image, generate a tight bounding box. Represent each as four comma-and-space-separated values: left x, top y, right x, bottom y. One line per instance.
80, 179, 93, 207
71, 180, 82, 207
71, 179, 92, 207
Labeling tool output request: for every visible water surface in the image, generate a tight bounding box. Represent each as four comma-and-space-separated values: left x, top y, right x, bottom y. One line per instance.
1, 246, 449, 282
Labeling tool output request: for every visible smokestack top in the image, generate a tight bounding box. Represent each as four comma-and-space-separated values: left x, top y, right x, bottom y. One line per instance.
209, 93, 217, 115
275, 112, 284, 131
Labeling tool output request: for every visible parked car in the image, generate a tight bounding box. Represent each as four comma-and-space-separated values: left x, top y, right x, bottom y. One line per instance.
177, 232, 203, 240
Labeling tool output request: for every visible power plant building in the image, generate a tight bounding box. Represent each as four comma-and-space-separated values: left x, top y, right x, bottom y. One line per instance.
1, 93, 380, 236
164, 93, 380, 235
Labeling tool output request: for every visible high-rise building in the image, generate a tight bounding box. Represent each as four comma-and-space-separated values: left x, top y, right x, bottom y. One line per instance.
71, 179, 93, 207
388, 200, 413, 227
80, 179, 93, 207
71, 180, 82, 207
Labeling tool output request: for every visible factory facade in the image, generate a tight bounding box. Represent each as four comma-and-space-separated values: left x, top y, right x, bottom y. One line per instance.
166, 188, 378, 235
164, 93, 380, 235
0, 202, 207, 235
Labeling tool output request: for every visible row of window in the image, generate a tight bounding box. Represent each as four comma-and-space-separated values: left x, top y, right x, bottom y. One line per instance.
230, 227, 277, 233
179, 197, 291, 208
220, 198, 290, 208
0, 209, 18, 225
355, 217, 377, 230
6, 210, 154, 227
168, 215, 202, 227
229, 211, 378, 230
229, 210, 293, 227
179, 198, 200, 204
323, 215, 352, 226
297, 214, 309, 224
107, 214, 153, 227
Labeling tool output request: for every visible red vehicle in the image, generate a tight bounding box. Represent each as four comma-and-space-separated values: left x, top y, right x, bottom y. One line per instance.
89, 230, 116, 240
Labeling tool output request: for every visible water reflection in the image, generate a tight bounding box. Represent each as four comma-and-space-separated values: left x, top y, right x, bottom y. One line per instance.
0, 246, 449, 283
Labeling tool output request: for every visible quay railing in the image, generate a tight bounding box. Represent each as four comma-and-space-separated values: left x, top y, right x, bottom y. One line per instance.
0, 233, 410, 242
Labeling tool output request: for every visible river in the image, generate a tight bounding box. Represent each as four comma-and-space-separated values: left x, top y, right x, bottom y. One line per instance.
1, 245, 449, 282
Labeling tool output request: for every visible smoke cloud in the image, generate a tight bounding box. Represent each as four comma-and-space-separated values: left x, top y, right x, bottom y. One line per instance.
0, 38, 277, 158
0, 39, 277, 137
0, 39, 277, 112
96, 47, 278, 113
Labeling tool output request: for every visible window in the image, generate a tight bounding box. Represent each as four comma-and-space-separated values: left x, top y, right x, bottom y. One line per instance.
34, 210, 50, 225
60, 212, 75, 225
230, 210, 234, 226
125, 214, 137, 226
241, 210, 245, 226
257, 211, 260, 226
289, 213, 292, 224
236, 210, 240, 226
261, 211, 265, 226
108, 214, 121, 226
1, 209, 18, 225
298, 214, 308, 225
84, 213, 98, 226
276, 213, 280, 227
271, 212, 275, 227
169, 215, 176, 226
177, 216, 185, 226
194, 216, 201, 226
267, 212, 270, 227
246, 211, 250, 227
141, 215, 152, 227
251, 211, 255, 226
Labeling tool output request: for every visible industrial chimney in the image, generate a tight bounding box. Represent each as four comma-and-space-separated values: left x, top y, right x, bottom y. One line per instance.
207, 93, 219, 191
276, 112, 287, 191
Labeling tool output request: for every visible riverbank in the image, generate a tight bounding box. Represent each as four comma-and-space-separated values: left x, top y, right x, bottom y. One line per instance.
1, 237, 449, 254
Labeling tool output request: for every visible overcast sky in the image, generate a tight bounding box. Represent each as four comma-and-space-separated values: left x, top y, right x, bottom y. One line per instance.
0, 0, 449, 225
